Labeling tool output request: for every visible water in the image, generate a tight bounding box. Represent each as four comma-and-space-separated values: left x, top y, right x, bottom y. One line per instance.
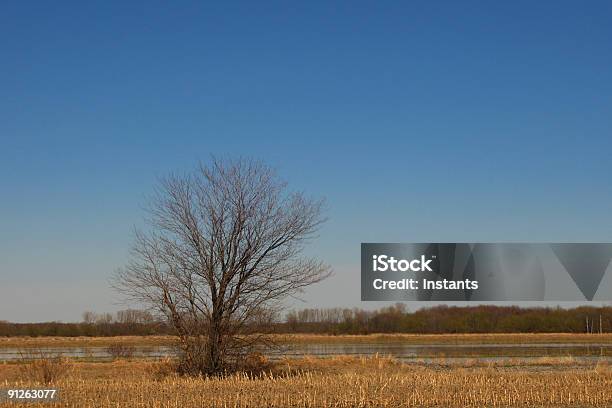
270, 343, 611, 360
0, 346, 176, 361
0, 343, 609, 362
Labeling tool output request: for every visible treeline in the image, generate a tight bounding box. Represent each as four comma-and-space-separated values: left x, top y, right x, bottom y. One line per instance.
0, 309, 173, 337
1, 305, 611, 337
283, 304, 612, 334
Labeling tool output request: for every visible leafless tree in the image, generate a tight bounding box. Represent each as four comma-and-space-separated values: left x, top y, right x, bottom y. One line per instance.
82, 311, 96, 324
82, 311, 112, 324
115, 309, 155, 324
113, 158, 331, 375
96, 313, 113, 324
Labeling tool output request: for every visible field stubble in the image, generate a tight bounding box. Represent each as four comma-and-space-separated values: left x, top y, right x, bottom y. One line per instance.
0, 355, 610, 407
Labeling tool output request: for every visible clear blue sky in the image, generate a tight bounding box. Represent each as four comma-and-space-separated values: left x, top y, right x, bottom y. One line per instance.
1, 1, 612, 322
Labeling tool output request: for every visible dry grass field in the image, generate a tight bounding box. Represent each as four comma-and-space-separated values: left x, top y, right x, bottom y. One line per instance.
1, 334, 610, 406
0, 355, 610, 407
2, 332, 611, 348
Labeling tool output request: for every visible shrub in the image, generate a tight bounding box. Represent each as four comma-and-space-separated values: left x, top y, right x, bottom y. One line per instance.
238, 352, 273, 377
150, 357, 178, 381
19, 351, 71, 384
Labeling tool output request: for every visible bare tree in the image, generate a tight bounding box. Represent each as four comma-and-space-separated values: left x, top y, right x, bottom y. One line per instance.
96, 313, 114, 324
82, 311, 96, 324
113, 158, 331, 375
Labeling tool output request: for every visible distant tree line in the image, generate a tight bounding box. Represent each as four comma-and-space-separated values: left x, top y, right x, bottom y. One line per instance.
0, 309, 173, 337
283, 304, 612, 334
1, 305, 611, 337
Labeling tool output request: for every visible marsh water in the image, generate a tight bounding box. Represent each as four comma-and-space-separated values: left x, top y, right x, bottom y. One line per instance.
1, 342, 610, 363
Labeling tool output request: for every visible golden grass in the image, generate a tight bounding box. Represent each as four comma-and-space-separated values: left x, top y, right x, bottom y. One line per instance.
2, 332, 611, 348
0, 356, 610, 407
0, 335, 174, 349
277, 332, 612, 344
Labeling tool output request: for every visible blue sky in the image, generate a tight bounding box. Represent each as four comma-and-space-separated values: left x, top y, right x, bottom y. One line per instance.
1, 1, 612, 321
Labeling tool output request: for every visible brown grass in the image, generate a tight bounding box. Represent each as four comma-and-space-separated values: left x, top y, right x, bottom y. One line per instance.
0, 356, 610, 407
1, 332, 611, 349
0, 335, 174, 349
277, 332, 612, 345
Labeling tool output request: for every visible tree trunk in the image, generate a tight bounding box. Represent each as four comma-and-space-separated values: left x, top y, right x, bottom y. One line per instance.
207, 313, 224, 375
